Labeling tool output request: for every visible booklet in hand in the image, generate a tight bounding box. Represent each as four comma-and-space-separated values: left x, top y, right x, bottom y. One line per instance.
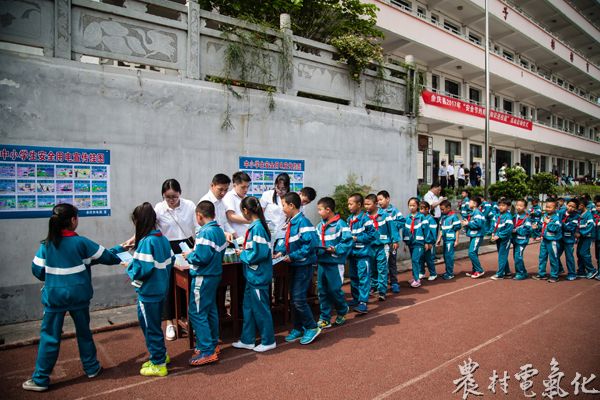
117, 251, 133, 264
179, 241, 192, 253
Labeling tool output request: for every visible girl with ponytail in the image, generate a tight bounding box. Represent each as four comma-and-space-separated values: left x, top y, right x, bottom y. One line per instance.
24, 204, 123, 392
231, 196, 276, 352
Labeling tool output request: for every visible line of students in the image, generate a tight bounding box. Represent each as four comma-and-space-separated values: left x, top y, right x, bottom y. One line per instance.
23, 185, 600, 391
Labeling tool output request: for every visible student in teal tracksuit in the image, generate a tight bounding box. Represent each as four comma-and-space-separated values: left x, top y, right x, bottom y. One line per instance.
274, 192, 321, 344
184, 201, 227, 366
346, 193, 377, 313
576, 200, 598, 279
529, 199, 543, 240
533, 199, 562, 282
315, 197, 352, 329
481, 200, 494, 236
419, 201, 438, 280
232, 196, 276, 353
437, 200, 461, 280
512, 199, 532, 280
366, 194, 399, 299
559, 199, 580, 281
377, 190, 404, 294
126, 203, 174, 377
594, 196, 600, 275
402, 198, 428, 288
460, 190, 471, 220
491, 199, 514, 280
24, 204, 123, 392
461, 196, 486, 278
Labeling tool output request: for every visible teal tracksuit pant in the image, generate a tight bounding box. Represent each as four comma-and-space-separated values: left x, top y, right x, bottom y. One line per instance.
468, 237, 484, 273
496, 240, 511, 277
138, 299, 167, 365
420, 246, 437, 277
442, 240, 456, 276
32, 308, 99, 386
409, 245, 424, 281
512, 243, 528, 277
560, 242, 577, 278
370, 245, 389, 295
349, 256, 371, 303
318, 263, 348, 321
538, 239, 560, 279
240, 284, 274, 346
189, 275, 220, 356
577, 238, 596, 275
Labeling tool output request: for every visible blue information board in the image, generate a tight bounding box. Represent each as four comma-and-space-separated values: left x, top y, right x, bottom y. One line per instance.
0, 144, 111, 219
239, 156, 305, 196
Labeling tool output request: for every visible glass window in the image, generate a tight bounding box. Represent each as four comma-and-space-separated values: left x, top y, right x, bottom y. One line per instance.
431, 14, 439, 23
502, 50, 514, 61
470, 144, 482, 164
468, 32, 481, 45
445, 79, 460, 97
432, 74, 439, 92
520, 105, 529, 119
445, 140, 461, 160
579, 161, 585, 176
443, 20, 460, 34
417, 6, 426, 17
391, 0, 412, 10
469, 87, 481, 104
503, 99, 513, 114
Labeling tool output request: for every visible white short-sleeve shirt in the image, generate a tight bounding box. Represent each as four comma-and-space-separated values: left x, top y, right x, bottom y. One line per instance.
222, 190, 248, 238
260, 189, 287, 239
200, 190, 234, 234
423, 190, 441, 218
154, 198, 198, 241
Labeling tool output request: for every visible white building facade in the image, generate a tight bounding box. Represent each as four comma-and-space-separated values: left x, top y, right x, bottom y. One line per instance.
368, 0, 600, 185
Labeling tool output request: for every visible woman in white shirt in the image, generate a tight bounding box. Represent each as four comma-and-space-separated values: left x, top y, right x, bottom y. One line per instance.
154, 179, 197, 341
260, 173, 290, 242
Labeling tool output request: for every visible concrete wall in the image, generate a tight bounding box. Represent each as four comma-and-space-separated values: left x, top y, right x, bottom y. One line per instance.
0, 50, 417, 324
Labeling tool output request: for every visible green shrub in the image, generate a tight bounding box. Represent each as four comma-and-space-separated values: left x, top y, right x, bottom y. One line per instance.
488, 167, 529, 201
529, 172, 559, 199
562, 184, 600, 198
332, 174, 373, 220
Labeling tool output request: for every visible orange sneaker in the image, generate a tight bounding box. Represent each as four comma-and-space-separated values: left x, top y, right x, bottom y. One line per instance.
194, 345, 221, 356
189, 351, 218, 366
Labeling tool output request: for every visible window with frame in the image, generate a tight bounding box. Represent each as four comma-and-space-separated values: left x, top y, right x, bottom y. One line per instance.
446, 140, 461, 161
470, 144, 482, 162
417, 6, 426, 18
469, 87, 481, 104
431, 13, 439, 23
391, 0, 412, 11
503, 99, 513, 114
520, 105, 529, 119
445, 79, 460, 97
468, 32, 481, 45
579, 161, 585, 176
502, 50, 514, 62
443, 19, 460, 35
431, 74, 439, 92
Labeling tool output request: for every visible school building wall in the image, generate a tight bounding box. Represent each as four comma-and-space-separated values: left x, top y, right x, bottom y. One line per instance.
0, 50, 416, 324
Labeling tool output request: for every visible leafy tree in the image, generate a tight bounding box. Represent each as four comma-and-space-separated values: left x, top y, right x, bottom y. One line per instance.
529, 172, 558, 199
488, 167, 529, 201
198, 0, 383, 81
332, 173, 373, 220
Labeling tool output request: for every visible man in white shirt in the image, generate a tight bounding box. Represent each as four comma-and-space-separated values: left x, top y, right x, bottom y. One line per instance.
423, 183, 446, 221
438, 160, 448, 190
200, 173, 235, 241
223, 171, 251, 238
457, 164, 466, 188
447, 160, 455, 189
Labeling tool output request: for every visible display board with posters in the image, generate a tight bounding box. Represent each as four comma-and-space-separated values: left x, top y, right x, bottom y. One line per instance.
239, 156, 305, 196
0, 144, 111, 219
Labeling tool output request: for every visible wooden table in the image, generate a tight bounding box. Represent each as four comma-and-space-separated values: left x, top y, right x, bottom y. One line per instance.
173, 262, 242, 349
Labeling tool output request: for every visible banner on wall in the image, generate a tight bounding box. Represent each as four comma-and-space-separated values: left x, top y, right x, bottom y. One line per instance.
421, 90, 533, 131
239, 156, 305, 196
0, 144, 111, 219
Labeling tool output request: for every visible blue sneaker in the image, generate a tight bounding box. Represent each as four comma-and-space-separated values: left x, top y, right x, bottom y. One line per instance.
513, 274, 528, 281
391, 283, 400, 293
566, 275, 577, 281
353, 302, 368, 314
442, 273, 454, 280
285, 329, 304, 343
586, 270, 598, 280
299, 327, 321, 345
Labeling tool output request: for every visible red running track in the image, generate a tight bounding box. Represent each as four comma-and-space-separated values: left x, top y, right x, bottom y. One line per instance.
2, 242, 599, 399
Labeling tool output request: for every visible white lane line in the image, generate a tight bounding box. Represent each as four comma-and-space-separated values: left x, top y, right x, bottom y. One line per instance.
371, 282, 600, 400
74, 279, 494, 400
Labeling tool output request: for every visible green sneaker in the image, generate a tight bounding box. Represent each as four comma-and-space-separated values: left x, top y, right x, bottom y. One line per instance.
334, 314, 346, 326
285, 328, 304, 342
140, 362, 168, 377
317, 319, 332, 329
142, 353, 170, 369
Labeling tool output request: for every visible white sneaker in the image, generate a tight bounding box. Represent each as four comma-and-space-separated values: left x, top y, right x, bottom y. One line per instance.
22, 379, 48, 392
418, 273, 426, 279
427, 275, 437, 281
253, 343, 276, 352
166, 325, 176, 341
232, 341, 255, 350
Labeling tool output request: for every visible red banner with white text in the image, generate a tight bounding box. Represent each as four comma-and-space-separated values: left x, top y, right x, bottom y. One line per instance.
421, 90, 533, 131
